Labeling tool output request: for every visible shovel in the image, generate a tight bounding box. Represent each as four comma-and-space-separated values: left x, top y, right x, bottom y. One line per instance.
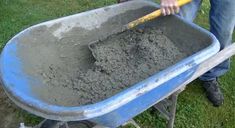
126, 0, 192, 29
88, 0, 192, 51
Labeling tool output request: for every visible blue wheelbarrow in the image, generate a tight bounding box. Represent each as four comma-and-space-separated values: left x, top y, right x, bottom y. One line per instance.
1, 0, 235, 128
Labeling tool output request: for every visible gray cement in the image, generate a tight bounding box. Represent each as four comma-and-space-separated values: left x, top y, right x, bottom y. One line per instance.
18, 26, 187, 106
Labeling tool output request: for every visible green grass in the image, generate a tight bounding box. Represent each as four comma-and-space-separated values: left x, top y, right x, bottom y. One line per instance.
16, 110, 42, 126
0, 0, 234, 127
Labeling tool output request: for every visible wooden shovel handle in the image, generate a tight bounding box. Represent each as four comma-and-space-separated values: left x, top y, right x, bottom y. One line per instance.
127, 0, 192, 29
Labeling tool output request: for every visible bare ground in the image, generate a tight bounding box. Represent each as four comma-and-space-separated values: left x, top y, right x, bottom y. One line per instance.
0, 86, 22, 128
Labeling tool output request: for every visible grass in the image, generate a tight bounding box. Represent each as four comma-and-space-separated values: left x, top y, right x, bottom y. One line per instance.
0, 0, 234, 127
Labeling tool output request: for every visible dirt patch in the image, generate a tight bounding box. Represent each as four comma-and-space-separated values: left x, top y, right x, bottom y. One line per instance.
18, 26, 188, 106
0, 87, 22, 128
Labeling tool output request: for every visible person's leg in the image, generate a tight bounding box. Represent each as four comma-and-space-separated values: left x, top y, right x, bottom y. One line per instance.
200, 0, 235, 81
178, 0, 202, 22
199, 0, 235, 107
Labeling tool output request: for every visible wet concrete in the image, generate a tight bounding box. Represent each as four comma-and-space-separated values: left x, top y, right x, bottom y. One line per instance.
18, 25, 188, 106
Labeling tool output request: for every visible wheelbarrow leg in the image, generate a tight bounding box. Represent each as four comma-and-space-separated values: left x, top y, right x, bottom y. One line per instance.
167, 92, 178, 128
122, 119, 141, 128
154, 90, 182, 128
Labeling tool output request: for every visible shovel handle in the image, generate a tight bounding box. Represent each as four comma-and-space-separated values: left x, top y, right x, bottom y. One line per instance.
127, 0, 192, 29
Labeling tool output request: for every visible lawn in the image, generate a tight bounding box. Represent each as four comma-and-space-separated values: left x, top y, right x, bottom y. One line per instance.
0, 0, 234, 128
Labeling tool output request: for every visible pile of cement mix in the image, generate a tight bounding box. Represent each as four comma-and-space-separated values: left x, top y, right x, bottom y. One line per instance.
18, 27, 187, 106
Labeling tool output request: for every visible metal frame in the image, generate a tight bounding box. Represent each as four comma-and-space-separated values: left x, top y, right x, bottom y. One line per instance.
154, 89, 182, 128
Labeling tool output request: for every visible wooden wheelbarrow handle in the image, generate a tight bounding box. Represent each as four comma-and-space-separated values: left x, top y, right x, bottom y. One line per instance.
183, 43, 235, 86
163, 43, 235, 102
127, 0, 192, 29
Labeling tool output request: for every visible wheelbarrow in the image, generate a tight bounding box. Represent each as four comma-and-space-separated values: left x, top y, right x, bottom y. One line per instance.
0, 0, 234, 128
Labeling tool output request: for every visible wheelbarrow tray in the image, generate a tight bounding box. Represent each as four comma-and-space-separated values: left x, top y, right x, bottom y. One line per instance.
0, 0, 220, 127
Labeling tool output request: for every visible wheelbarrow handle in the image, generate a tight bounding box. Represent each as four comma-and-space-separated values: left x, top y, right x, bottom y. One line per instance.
127, 0, 192, 29
183, 43, 235, 87
163, 43, 235, 99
